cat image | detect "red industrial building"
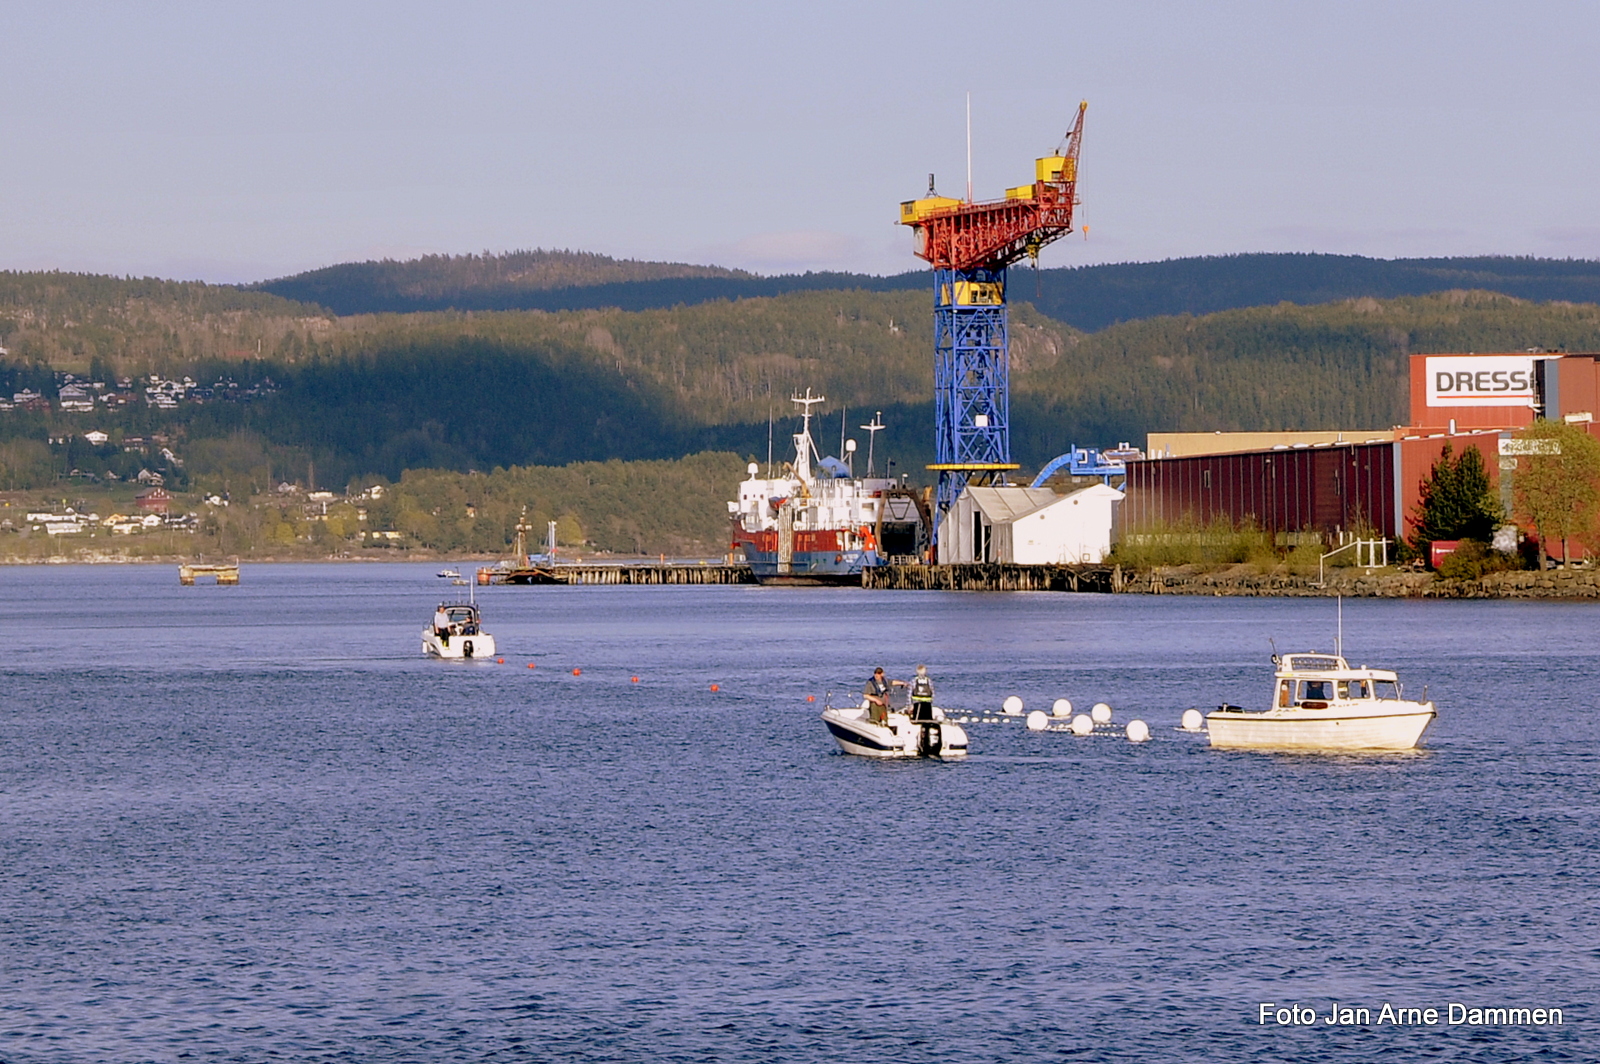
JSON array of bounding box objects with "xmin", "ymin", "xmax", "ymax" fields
[{"xmin": 1121, "ymin": 352, "xmax": 1600, "ymax": 548}]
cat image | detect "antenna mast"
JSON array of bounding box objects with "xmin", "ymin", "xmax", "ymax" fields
[{"xmin": 860, "ymin": 412, "xmax": 886, "ymax": 476}]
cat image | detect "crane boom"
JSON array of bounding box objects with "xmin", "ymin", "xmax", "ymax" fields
[{"xmin": 899, "ymin": 100, "xmax": 1087, "ymax": 273}]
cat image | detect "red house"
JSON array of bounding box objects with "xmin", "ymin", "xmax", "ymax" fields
[{"xmin": 134, "ymin": 487, "xmax": 172, "ymax": 514}]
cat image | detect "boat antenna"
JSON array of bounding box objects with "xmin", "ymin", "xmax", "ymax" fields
[
  {"xmin": 1268, "ymin": 635, "xmax": 1279, "ymax": 664},
  {"xmin": 766, "ymin": 405, "xmax": 774, "ymax": 477},
  {"xmin": 839, "ymin": 406, "xmax": 847, "ymax": 459},
  {"xmin": 1335, "ymin": 595, "xmax": 1343, "ymax": 658}
]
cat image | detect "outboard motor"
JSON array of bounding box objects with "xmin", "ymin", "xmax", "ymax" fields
[
  {"xmin": 463, "ymin": 640, "xmax": 474, "ymax": 659},
  {"xmin": 917, "ymin": 722, "xmax": 943, "ymax": 757}
]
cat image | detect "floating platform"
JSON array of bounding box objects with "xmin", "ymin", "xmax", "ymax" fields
[{"xmin": 179, "ymin": 562, "xmax": 240, "ymax": 586}]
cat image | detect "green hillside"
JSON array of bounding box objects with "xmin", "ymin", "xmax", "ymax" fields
[
  {"xmin": 9, "ymin": 270, "xmax": 1600, "ymax": 555},
  {"xmin": 254, "ymin": 249, "xmax": 764, "ymax": 315},
  {"xmin": 10, "ymin": 278, "xmax": 1600, "ymax": 494}
]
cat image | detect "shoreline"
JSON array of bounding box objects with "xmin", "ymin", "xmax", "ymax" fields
[
  {"xmin": 1132, "ymin": 564, "xmax": 1600, "ymax": 599},
  {"xmin": 5, "ymin": 554, "xmax": 1599, "ymax": 600}
]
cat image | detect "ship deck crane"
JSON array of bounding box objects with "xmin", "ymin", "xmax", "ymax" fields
[{"xmin": 898, "ymin": 101, "xmax": 1087, "ymax": 558}]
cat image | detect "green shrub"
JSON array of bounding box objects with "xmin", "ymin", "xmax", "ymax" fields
[
  {"xmin": 1437, "ymin": 538, "xmax": 1525, "ymax": 580},
  {"xmin": 1112, "ymin": 520, "xmax": 1277, "ymax": 568}
]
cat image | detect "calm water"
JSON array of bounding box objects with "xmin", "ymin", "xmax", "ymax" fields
[{"xmin": 0, "ymin": 563, "xmax": 1595, "ymax": 1063}]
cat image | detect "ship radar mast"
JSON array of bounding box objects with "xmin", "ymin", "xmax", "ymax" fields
[
  {"xmin": 859, "ymin": 412, "xmax": 886, "ymax": 476},
  {"xmin": 790, "ymin": 389, "xmax": 825, "ymax": 485}
]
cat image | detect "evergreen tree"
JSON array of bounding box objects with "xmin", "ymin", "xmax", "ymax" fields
[{"xmin": 1409, "ymin": 444, "xmax": 1500, "ymax": 555}]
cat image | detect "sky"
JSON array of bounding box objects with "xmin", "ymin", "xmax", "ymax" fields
[{"xmin": 3, "ymin": 0, "xmax": 1598, "ymax": 284}]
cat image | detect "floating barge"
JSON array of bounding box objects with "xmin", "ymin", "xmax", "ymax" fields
[{"xmin": 179, "ymin": 562, "xmax": 240, "ymax": 586}]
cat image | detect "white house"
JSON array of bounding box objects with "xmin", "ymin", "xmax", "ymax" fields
[
  {"xmin": 58, "ymin": 384, "xmax": 96, "ymax": 412},
  {"xmin": 83, "ymin": 430, "xmax": 110, "ymax": 445},
  {"xmin": 940, "ymin": 483, "xmax": 1124, "ymax": 565}
]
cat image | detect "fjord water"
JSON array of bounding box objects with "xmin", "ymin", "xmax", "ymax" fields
[{"xmin": 0, "ymin": 564, "xmax": 1594, "ymax": 1063}]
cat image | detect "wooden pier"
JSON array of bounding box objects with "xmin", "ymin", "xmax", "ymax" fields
[
  {"xmin": 179, "ymin": 562, "xmax": 240, "ymax": 585},
  {"xmin": 489, "ymin": 563, "xmax": 757, "ymax": 586},
  {"xmin": 862, "ymin": 563, "xmax": 1116, "ymax": 593}
]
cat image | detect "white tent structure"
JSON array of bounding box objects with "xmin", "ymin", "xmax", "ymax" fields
[{"xmin": 940, "ymin": 483, "xmax": 1124, "ymax": 565}]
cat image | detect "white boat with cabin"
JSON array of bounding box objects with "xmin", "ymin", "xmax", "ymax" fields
[
  {"xmin": 822, "ymin": 688, "xmax": 968, "ymax": 759},
  {"xmin": 1206, "ymin": 652, "xmax": 1435, "ymax": 751},
  {"xmin": 422, "ymin": 601, "xmax": 495, "ymax": 660}
]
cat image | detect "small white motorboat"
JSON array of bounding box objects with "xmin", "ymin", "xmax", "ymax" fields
[
  {"xmin": 437, "ymin": 568, "xmax": 461, "ymax": 579},
  {"xmin": 1205, "ymin": 651, "xmax": 1435, "ymax": 751},
  {"xmin": 422, "ymin": 601, "xmax": 495, "ymax": 660},
  {"xmin": 822, "ymin": 690, "xmax": 968, "ymax": 759}
]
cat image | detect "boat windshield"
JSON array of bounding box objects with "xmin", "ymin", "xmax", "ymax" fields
[
  {"xmin": 1296, "ymin": 680, "xmax": 1335, "ymax": 703},
  {"xmin": 1374, "ymin": 679, "xmax": 1400, "ymax": 700}
]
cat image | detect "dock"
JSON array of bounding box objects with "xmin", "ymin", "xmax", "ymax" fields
[
  {"xmin": 179, "ymin": 562, "xmax": 240, "ymax": 586},
  {"xmin": 547, "ymin": 564, "xmax": 755, "ymax": 586}
]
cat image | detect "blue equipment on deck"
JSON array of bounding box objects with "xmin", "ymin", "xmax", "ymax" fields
[{"xmin": 1030, "ymin": 446, "xmax": 1128, "ymax": 487}]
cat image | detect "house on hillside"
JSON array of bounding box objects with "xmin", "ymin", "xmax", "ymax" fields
[
  {"xmin": 58, "ymin": 384, "xmax": 95, "ymax": 412},
  {"xmin": 135, "ymin": 487, "xmax": 172, "ymax": 513}
]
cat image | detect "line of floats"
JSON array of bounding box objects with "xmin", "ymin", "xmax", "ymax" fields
[{"xmin": 424, "ymin": 577, "xmax": 1438, "ymax": 759}]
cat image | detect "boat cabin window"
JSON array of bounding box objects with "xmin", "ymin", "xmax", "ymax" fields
[
  {"xmin": 1297, "ymin": 680, "xmax": 1334, "ymax": 703},
  {"xmin": 1339, "ymin": 680, "xmax": 1370, "ymax": 700},
  {"xmin": 1374, "ymin": 679, "xmax": 1400, "ymax": 700},
  {"xmin": 1277, "ymin": 680, "xmax": 1292, "ymax": 708}
]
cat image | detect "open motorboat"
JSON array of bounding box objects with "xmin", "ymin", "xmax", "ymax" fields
[
  {"xmin": 437, "ymin": 568, "xmax": 461, "ymax": 579},
  {"xmin": 1205, "ymin": 651, "xmax": 1435, "ymax": 751},
  {"xmin": 822, "ymin": 688, "xmax": 968, "ymax": 759},
  {"xmin": 422, "ymin": 601, "xmax": 495, "ymax": 660}
]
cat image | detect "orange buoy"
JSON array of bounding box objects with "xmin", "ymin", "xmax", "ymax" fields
[
  {"xmin": 572, "ymin": 667, "xmax": 582, "ymax": 676},
  {"xmin": 710, "ymin": 683, "xmax": 720, "ymax": 692},
  {"xmin": 496, "ymin": 657, "xmax": 505, "ymax": 664},
  {"xmin": 527, "ymin": 663, "xmax": 536, "ymax": 669},
  {"xmin": 806, "ymin": 695, "xmax": 816, "ymax": 702},
  {"xmin": 631, "ymin": 676, "xmax": 639, "ymax": 683}
]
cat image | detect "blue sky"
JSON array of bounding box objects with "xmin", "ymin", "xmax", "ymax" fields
[{"xmin": 3, "ymin": 0, "xmax": 1597, "ymax": 283}]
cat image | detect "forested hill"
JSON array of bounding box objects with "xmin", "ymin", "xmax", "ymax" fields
[
  {"xmin": 249, "ymin": 251, "xmax": 1600, "ymax": 329},
  {"xmin": 1030, "ymin": 254, "xmax": 1600, "ymax": 331},
  {"xmin": 10, "ymin": 280, "xmax": 1600, "ymax": 495},
  {"xmin": 252, "ymin": 249, "xmax": 768, "ymax": 315}
]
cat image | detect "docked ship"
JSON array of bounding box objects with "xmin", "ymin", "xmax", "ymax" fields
[{"xmin": 729, "ymin": 391, "xmax": 926, "ymax": 585}]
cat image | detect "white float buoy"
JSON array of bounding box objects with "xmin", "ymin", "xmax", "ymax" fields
[
  {"xmin": 1052, "ymin": 698, "xmax": 1073, "ymax": 718},
  {"xmin": 1091, "ymin": 702, "xmax": 1112, "ymax": 724},
  {"xmin": 1126, "ymin": 719, "xmax": 1151, "ymax": 743},
  {"xmin": 1026, "ymin": 710, "xmax": 1049, "ymax": 731},
  {"xmin": 1070, "ymin": 714, "xmax": 1093, "ymax": 736},
  {"xmin": 1002, "ymin": 695, "xmax": 1024, "ymax": 716},
  {"xmin": 1180, "ymin": 708, "xmax": 1204, "ymax": 732}
]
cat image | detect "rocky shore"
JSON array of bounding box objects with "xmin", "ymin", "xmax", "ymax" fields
[{"xmin": 1133, "ymin": 563, "xmax": 1600, "ymax": 599}]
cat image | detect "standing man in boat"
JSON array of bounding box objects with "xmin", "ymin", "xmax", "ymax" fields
[
  {"xmin": 863, "ymin": 667, "xmax": 902, "ymax": 725},
  {"xmin": 909, "ymin": 664, "xmax": 935, "ymax": 722}
]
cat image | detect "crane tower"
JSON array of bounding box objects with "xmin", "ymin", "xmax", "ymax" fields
[{"xmin": 898, "ymin": 101, "xmax": 1087, "ymax": 558}]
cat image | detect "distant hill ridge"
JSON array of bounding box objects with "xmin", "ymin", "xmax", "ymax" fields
[
  {"xmin": 250, "ymin": 250, "xmax": 1600, "ymax": 330},
  {"xmin": 254, "ymin": 249, "xmax": 755, "ymax": 314}
]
